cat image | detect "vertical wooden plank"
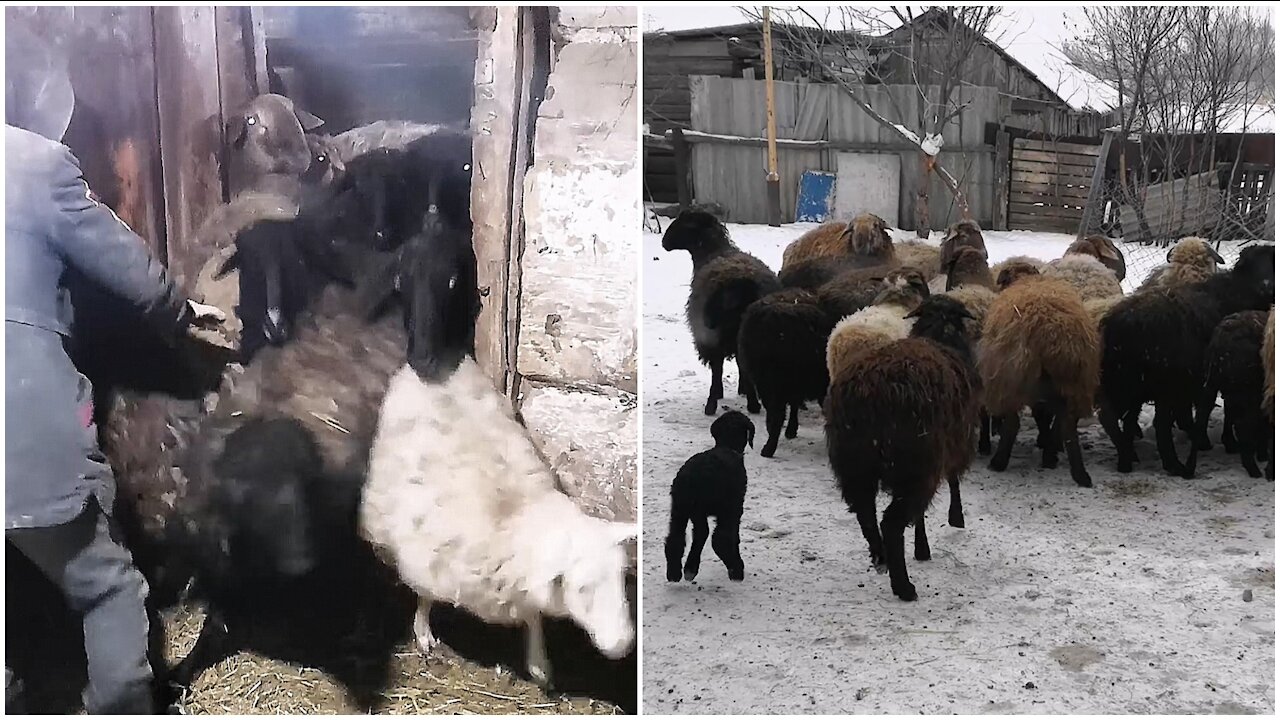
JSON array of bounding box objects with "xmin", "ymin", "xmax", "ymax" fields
[
  {"xmin": 671, "ymin": 127, "xmax": 692, "ymax": 208},
  {"xmin": 1076, "ymin": 130, "xmax": 1114, "ymax": 240},
  {"xmin": 470, "ymin": 7, "xmax": 520, "ymax": 392},
  {"xmin": 993, "ymin": 129, "xmax": 1010, "ymax": 230},
  {"xmin": 214, "ymin": 6, "xmax": 258, "ymax": 199},
  {"xmin": 153, "ymin": 6, "xmax": 226, "ymax": 287}
]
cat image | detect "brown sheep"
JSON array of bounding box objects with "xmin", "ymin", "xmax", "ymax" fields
[
  {"xmin": 825, "ymin": 270, "xmax": 931, "ymax": 385},
  {"xmin": 1044, "ymin": 254, "xmax": 1123, "ymax": 301},
  {"xmin": 945, "ymin": 246, "xmax": 996, "ymax": 291},
  {"xmin": 1065, "ymin": 234, "xmax": 1126, "ymax": 281},
  {"xmin": 780, "ymin": 213, "xmax": 893, "ymax": 273},
  {"xmin": 979, "ymin": 276, "xmax": 1100, "ymax": 487},
  {"xmin": 995, "ymin": 260, "xmax": 1043, "ymax": 291},
  {"xmin": 938, "ymin": 219, "xmax": 987, "ymax": 273},
  {"xmin": 1136, "ymin": 237, "xmax": 1225, "ymax": 291},
  {"xmin": 991, "ymin": 255, "xmax": 1046, "ymax": 288},
  {"xmin": 895, "ymin": 240, "xmax": 941, "ymax": 283},
  {"xmin": 942, "ymin": 246, "xmax": 997, "ymax": 454}
]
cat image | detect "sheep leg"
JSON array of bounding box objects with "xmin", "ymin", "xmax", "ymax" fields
[
  {"xmin": 1231, "ymin": 404, "xmax": 1263, "ymax": 479},
  {"xmin": 1222, "ymin": 416, "xmax": 1239, "ymax": 454},
  {"xmin": 168, "ymin": 610, "xmax": 232, "ymax": 690},
  {"xmin": 710, "ymin": 514, "xmax": 745, "ymax": 581},
  {"xmin": 1153, "ymin": 404, "xmax": 1188, "ymax": 477},
  {"xmin": 977, "ymin": 409, "xmax": 992, "ymax": 456},
  {"xmin": 525, "ymin": 614, "xmax": 552, "ymax": 689},
  {"xmin": 879, "ymin": 497, "xmax": 916, "ymax": 601},
  {"xmin": 1031, "ymin": 402, "xmax": 1052, "ymax": 450},
  {"xmin": 760, "ymin": 398, "xmax": 785, "ymax": 458},
  {"xmin": 664, "ymin": 510, "xmax": 690, "ymax": 582},
  {"xmin": 989, "ymin": 414, "xmax": 1020, "ymax": 472},
  {"xmin": 947, "ymin": 473, "xmax": 964, "ymax": 528},
  {"xmin": 413, "ymin": 595, "xmax": 442, "ymax": 653},
  {"xmin": 704, "ymin": 357, "xmax": 725, "ymax": 416},
  {"xmin": 683, "ymin": 517, "xmax": 710, "ymax": 581},
  {"xmin": 785, "ymin": 402, "xmax": 800, "ymax": 439},
  {"xmin": 1055, "ymin": 403, "xmax": 1093, "ymax": 488},
  {"xmin": 1040, "ymin": 407, "xmax": 1062, "ymax": 470},
  {"xmin": 913, "ymin": 513, "xmax": 931, "ymax": 562},
  {"xmin": 1098, "ymin": 401, "xmax": 1135, "ymax": 472},
  {"xmin": 1182, "ymin": 404, "xmax": 1211, "ymax": 451},
  {"xmin": 744, "ymin": 381, "xmax": 761, "ymax": 414},
  {"xmin": 850, "ymin": 481, "xmax": 885, "ymax": 571}
]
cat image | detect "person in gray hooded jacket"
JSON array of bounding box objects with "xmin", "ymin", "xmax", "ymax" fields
[{"xmin": 5, "ymin": 24, "xmax": 223, "ymax": 714}]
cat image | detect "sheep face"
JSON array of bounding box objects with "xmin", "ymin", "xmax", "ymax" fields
[
  {"xmin": 939, "ymin": 220, "xmax": 987, "ymax": 271},
  {"xmin": 843, "ymin": 213, "xmax": 892, "ymax": 257},
  {"xmin": 1068, "ymin": 235, "xmax": 1126, "ymax": 281},
  {"xmin": 996, "ymin": 261, "xmax": 1041, "ymax": 291},
  {"xmin": 219, "ymin": 220, "xmax": 318, "ymax": 360},
  {"xmin": 710, "ymin": 410, "xmax": 755, "ymax": 451},
  {"xmin": 557, "ymin": 519, "xmax": 636, "ymax": 659},
  {"xmin": 302, "ymin": 134, "xmax": 344, "ymax": 186},
  {"xmin": 1168, "ymin": 236, "xmax": 1224, "ymax": 267},
  {"xmin": 1231, "ymin": 243, "xmax": 1275, "ymax": 302},
  {"xmin": 226, "ymin": 94, "xmax": 323, "ymax": 177},
  {"xmin": 405, "ymin": 130, "xmax": 475, "ymax": 232},
  {"xmin": 662, "ymin": 210, "xmax": 727, "ymax": 252},
  {"xmin": 361, "ymin": 211, "xmax": 479, "ymax": 381}
]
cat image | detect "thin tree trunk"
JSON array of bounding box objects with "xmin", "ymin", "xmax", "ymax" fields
[{"xmin": 915, "ymin": 152, "xmax": 932, "ymax": 238}]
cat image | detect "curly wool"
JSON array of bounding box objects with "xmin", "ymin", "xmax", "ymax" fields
[
  {"xmin": 946, "ymin": 246, "xmax": 995, "ymax": 291},
  {"xmin": 1065, "ymin": 234, "xmax": 1126, "ymax": 281},
  {"xmin": 895, "ymin": 240, "xmax": 941, "ymax": 282},
  {"xmin": 938, "ymin": 219, "xmax": 987, "ymax": 272},
  {"xmin": 1137, "ymin": 237, "xmax": 1222, "ymax": 291},
  {"xmin": 825, "ymin": 279, "xmax": 928, "ymax": 384},
  {"xmin": 978, "ymin": 276, "xmax": 1099, "ymax": 419},
  {"xmin": 991, "ymin": 255, "xmax": 1046, "ymax": 289},
  {"xmin": 1044, "ymin": 254, "xmax": 1123, "ymax": 301},
  {"xmin": 780, "ymin": 213, "xmax": 894, "ymax": 273}
]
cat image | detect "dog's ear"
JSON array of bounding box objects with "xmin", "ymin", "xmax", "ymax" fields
[{"xmin": 293, "ymin": 106, "xmax": 324, "ymax": 131}]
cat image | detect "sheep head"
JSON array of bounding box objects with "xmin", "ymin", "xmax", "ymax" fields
[
  {"xmin": 939, "ymin": 219, "xmax": 987, "ymax": 272},
  {"xmin": 905, "ymin": 294, "xmax": 976, "ymax": 357},
  {"xmin": 710, "ymin": 410, "xmax": 756, "ymax": 451},
  {"xmin": 1067, "ymin": 234, "xmax": 1126, "ymax": 281},
  {"xmin": 226, "ymin": 93, "xmax": 324, "ymax": 178},
  {"xmin": 301, "ymin": 134, "xmax": 344, "ymax": 187},
  {"xmin": 843, "ymin": 213, "xmax": 893, "ymax": 258},
  {"xmin": 539, "ymin": 514, "xmax": 637, "ymax": 660},
  {"xmin": 360, "ymin": 209, "xmax": 479, "ymax": 382},
  {"xmin": 996, "ymin": 261, "xmax": 1041, "ymax": 291},
  {"xmin": 661, "ymin": 209, "xmax": 731, "ymax": 253},
  {"xmin": 1230, "ymin": 243, "xmax": 1275, "ymax": 306},
  {"xmin": 945, "ymin": 245, "xmax": 994, "ymax": 291},
  {"xmin": 1167, "ymin": 236, "xmax": 1225, "ymax": 271}
]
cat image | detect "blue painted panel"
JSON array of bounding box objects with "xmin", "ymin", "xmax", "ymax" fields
[{"xmin": 795, "ymin": 170, "xmax": 836, "ymax": 223}]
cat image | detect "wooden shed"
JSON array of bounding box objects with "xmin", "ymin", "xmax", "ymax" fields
[{"xmin": 6, "ymin": 4, "xmax": 636, "ymax": 524}]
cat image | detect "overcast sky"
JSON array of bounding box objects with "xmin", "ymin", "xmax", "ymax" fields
[{"xmin": 642, "ymin": 5, "xmax": 1118, "ymax": 110}]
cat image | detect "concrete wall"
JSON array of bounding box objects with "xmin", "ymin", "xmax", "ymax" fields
[{"xmin": 515, "ymin": 7, "xmax": 638, "ymax": 523}]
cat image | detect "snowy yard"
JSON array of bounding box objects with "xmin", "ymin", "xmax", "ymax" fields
[{"xmin": 640, "ymin": 220, "xmax": 1275, "ymax": 714}]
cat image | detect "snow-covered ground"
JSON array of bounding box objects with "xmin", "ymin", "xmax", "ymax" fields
[{"xmin": 640, "ymin": 221, "xmax": 1275, "ymax": 714}]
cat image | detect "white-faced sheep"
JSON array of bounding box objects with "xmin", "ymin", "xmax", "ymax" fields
[
  {"xmin": 224, "ymin": 93, "xmax": 325, "ymax": 199},
  {"xmin": 738, "ymin": 288, "xmax": 836, "ymax": 458},
  {"xmin": 1136, "ymin": 236, "xmax": 1225, "ymax": 291},
  {"xmin": 1098, "ymin": 244, "xmax": 1275, "ymax": 477},
  {"xmin": 1043, "ymin": 253, "xmax": 1123, "ymax": 302},
  {"xmin": 359, "ymin": 213, "xmax": 635, "ymax": 688},
  {"xmin": 1065, "ymin": 234, "xmax": 1126, "ymax": 281},
  {"xmin": 665, "ymin": 411, "xmax": 756, "ymax": 583},
  {"xmin": 780, "ymin": 213, "xmax": 894, "ymax": 274},
  {"xmin": 1190, "ymin": 310, "xmax": 1273, "ymax": 479},
  {"xmin": 824, "ymin": 295, "xmax": 979, "ymax": 601},
  {"xmin": 979, "ymin": 275, "xmax": 1100, "ymax": 487},
  {"xmin": 662, "ymin": 210, "xmax": 782, "ymax": 416}
]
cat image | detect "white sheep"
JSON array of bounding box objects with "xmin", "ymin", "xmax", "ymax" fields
[{"xmin": 360, "ymin": 359, "xmax": 636, "ymax": 688}]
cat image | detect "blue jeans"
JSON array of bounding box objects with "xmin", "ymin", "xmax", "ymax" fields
[{"xmin": 7, "ymin": 499, "xmax": 155, "ymax": 714}]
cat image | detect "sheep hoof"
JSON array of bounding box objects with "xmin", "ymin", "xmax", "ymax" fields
[
  {"xmin": 666, "ymin": 567, "xmax": 682, "ymax": 582},
  {"xmin": 872, "ymin": 561, "xmax": 888, "ymax": 575},
  {"xmin": 683, "ymin": 568, "xmax": 698, "ymax": 582},
  {"xmin": 760, "ymin": 444, "xmax": 777, "ymax": 458},
  {"xmin": 1073, "ymin": 472, "xmax": 1093, "ymax": 488},
  {"xmin": 703, "ymin": 400, "xmax": 718, "ymax": 416},
  {"xmin": 1041, "ymin": 454, "xmax": 1059, "ymax": 470},
  {"xmin": 1245, "ymin": 464, "xmax": 1263, "ymax": 479},
  {"xmin": 892, "ymin": 582, "xmax": 918, "ymax": 601},
  {"xmin": 948, "ymin": 511, "xmax": 965, "ymax": 529},
  {"xmin": 1161, "ymin": 461, "xmax": 1187, "ymax": 478},
  {"xmin": 915, "ymin": 547, "xmax": 931, "ymax": 562},
  {"xmin": 977, "ymin": 441, "xmax": 991, "ymax": 456},
  {"xmin": 988, "ymin": 456, "xmax": 1009, "ymax": 472},
  {"xmin": 728, "ymin": 567, "xmax": 745, "ymax": 582},
  {"xmin": 784, "ymin": 427, "xmax": 798, "ymax": 440},
  {"xmin": 747, "ymin": 402, "xmax": 761, "ymax": 414},
  {"xmin": 528, "ymin": 663, "xmax": 552, "ymax": 690}
]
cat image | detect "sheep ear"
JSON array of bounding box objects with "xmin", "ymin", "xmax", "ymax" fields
[
  {"xmin": 293, "ymin": 107, "xmax": 324, "ymax": 131},
  {"xmin": 1097, "ymin": 238, "xmax": 1121, "ymax": 262},
  {"xmin": 1211, "ymin": 246, "xmax": 1226, "ymax": 265},
  {"xmin": 226, "ymin": 116, "xmax": 248, "ymax": 148},
  {"xmin": 747, "ymin": 425, "xmax": 755, "ymax": 448},
  {"xmin": 214, "ymin": 250, "xmax": 240, "ymax": 279},
  {"xmin": 904, "ymin": 305, "xmax": 923, "ymax": 319},
  {"xmin": 1166, "ymin": 246, "xmax": 1176, "ymax": 263}
]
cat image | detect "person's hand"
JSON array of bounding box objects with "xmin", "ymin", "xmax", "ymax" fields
[{"xmin": 186, "ymin": 300, "xmax": 226, "ymax": 328}]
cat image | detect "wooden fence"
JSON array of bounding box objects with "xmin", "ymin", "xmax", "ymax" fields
[{"xmin": 1005, "ymin": 137, "xmax": 1103, "ymax": 234}]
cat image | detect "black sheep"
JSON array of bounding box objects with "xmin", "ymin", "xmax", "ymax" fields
[
  {"xmin": 1098, "ymin": 244, "xmax": 1274, "ymax": 477},
  {"xmin": 737, "ymin": 288, "xmax": 836, "ymax": 458},
  {"xmin": 662, "ymin": 210, "xmax": 782, "ymax": 416},
  {"xmin": 824, "ymin": 295, "xmax": 978, "ymax": 601},
  {"xmin": 665, "ymin": 411, "xmax": 756, "ymax": 583},
  {"xmin": 1191, "ymin": 310, "xmax": 1273, "ymax": 479}
]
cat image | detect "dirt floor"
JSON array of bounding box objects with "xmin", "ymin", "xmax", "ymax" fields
[
  {"xmin": 5, "ymin": 546, "xmax": 636, "ymax": 714},
  {"xmin": 641, "ymin": 221, "xmax": 1275, "ymax": 714}
]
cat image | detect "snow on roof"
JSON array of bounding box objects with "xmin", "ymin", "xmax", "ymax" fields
[{"xmin": 1105, "ymin": 103, "xmax": 1276, "ymax": 135}]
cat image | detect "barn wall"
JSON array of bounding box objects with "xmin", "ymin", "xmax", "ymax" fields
[{"xmin": 515, "ymin": 6, "xmax": 638, "ymax": 523}]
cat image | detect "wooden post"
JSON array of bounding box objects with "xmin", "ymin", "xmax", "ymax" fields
[
  {"xmin": 1076, "ymin": 130, "xmax": 1115, "ymax": 241},
  {"xmin": 993, "ymin": 128, "xmax": 1011, "ymax": 230},
  {"xmin": 671, "ymin": 127, "xmax": 692, "ymax": 209},
  {"xmin": 762, "ymin": 6, "xmax": 781, "ymax": 226}
]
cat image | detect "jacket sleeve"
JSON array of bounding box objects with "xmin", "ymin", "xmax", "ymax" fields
[{"xmin": 46, "ymin": 144, "xmax": 192, "ymax": 337}]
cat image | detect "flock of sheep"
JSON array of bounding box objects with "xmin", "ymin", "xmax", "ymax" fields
[
  {"xmin": 61, "ymin": 92, "xmax": 634, "ymax": 703},
  {"xmin": 661, "ymin": 208, "xmax": 1275, "ymax": 602}
]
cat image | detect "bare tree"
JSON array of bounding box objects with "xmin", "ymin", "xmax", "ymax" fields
[
  {"xmin": 741, "ymin": 5, "xmax": 1005, "ymax": 237},
  {"xmin": 1063, "ymin": 7, "xmax": 1274, "ymax": 243}
]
